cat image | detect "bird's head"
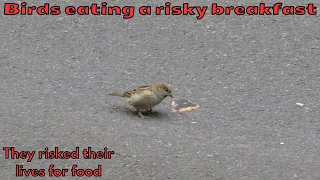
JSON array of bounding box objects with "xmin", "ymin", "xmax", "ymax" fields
[{"xmin": 152, "ymin": 83, "xmax": 173, "ymax": 99}]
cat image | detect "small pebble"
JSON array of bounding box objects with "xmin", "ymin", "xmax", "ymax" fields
[{"xmin": 296, "ymin": 103, "xmax": 304, "ymax": 107}]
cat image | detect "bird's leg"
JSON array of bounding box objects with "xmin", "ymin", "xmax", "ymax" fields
[
  {"xmin": 147, "ymin": 109, "xmax": 158, "ymax": 114},
  {"xmin": 136, "ymin": 110, "xmax": 145, "ymax": 118}
]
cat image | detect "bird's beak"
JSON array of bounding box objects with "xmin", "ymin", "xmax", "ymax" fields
[{"xmin": 169, "ymin": 93, "xmax": 173, "ymax": 98}]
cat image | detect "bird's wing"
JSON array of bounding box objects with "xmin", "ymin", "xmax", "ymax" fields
[
  {"xmin": 125, "ymin": 85, "xmax": 152, "ymax": 96},
  {"xmin": 136, "ymin": 85, "xmax": 150, "ymax": 89}
]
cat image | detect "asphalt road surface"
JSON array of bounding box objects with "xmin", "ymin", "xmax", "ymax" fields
[{"xmin": 1, "ymin": 0, "xmax": 319, "ymax": 179}]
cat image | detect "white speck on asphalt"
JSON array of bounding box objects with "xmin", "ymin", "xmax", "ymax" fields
[{"xmin": 296, "ymin": 103, "xmax": 304, "ymax": 107}]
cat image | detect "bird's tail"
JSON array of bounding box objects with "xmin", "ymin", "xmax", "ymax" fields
[{"xmin": 109, "ymin": 92, "xmax": 125, "ymax": 97}]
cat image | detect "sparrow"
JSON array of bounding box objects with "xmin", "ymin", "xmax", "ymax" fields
[{"xmin": 110, "ymin": 83, "xmax": 173, "ymax": 118}]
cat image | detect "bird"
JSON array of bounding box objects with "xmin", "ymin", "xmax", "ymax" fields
[{"xmin": 110, "ymin": 83, "xmax": 173, "ymax": 118}]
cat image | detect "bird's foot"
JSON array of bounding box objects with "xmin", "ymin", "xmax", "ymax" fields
[
  {"xmin": 147, "ymin": 109, "xmax": 158, "ymax": 114},
  {"xmin": 137, "ymin": 111, "xmax": 145, "ymax": 118}
]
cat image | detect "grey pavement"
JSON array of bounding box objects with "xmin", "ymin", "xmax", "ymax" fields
[{"xmin": 1, "ymin": 0, "xmax": 320, "ymax": 179}]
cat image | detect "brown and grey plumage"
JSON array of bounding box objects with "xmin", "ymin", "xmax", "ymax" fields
[{"xmin": 110, "ymin": 83, "xmax": 173, "ymax": 118}]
